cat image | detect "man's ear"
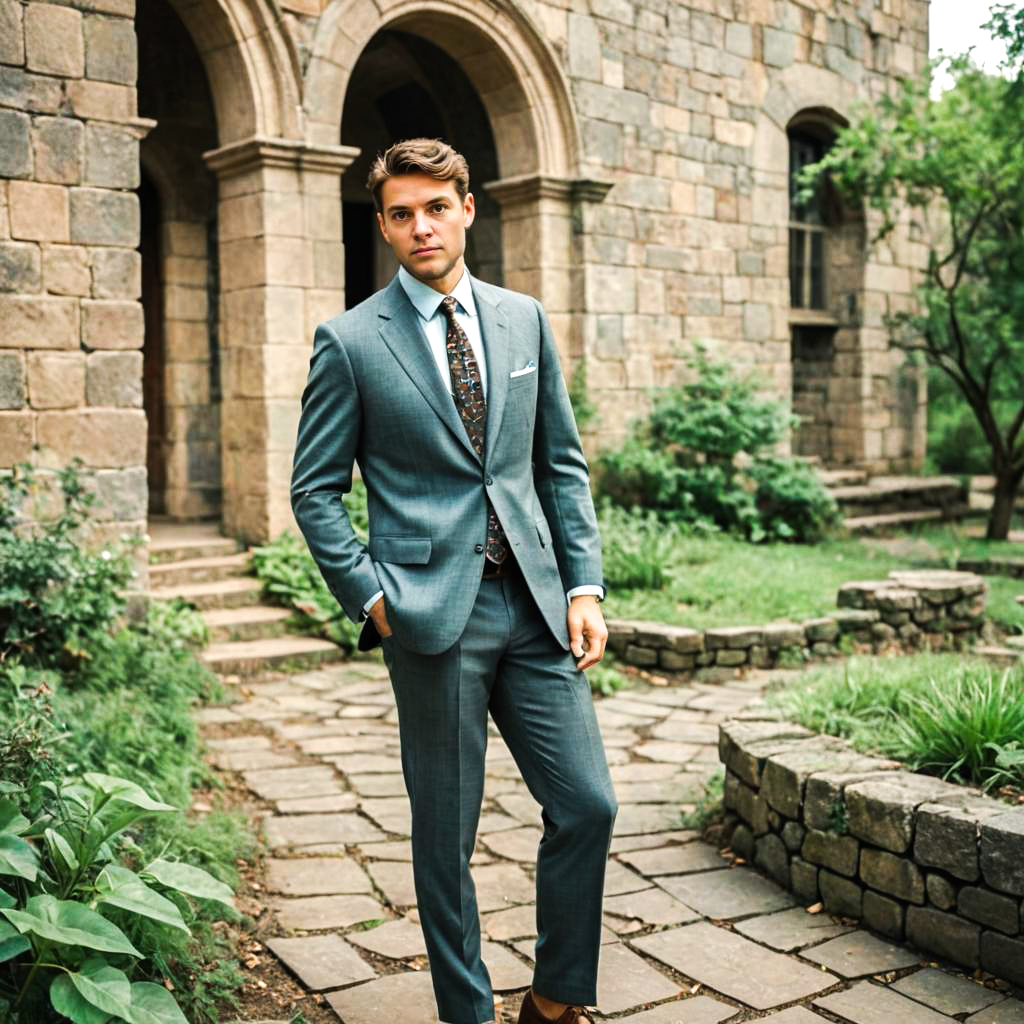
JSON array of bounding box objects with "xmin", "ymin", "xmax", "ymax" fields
[{"xmin": 462, "ymin": 192, "xmax": 476, "ymax": 230}]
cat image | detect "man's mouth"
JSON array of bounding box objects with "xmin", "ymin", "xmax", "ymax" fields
[{"xmin": 413, "ymin": 247, "xmax": 440, "ymax": 256}]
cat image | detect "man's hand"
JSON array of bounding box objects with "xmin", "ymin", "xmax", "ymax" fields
[
  {"xmin": 369, "ymin": 596, "xmax": 393, "ymax": 639},
  {"xmin": 568, "ymin": 595, "xmax": 607, "ymax": 671}
]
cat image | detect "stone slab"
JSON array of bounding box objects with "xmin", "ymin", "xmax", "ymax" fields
[
  {"xmin": 326, "ymin": 971, "xmax": 440, "ymax": 1024},
  {"xmin": 481, "ymin": 940, "xmax": 532, "ymax": 991},
  {"xmin": 267, "ymin": 933, "xmax": 376, "ymax": 991},
  {"xmin": 634, "ymin": 922, "xmax": 835, "ymax": 1010},
  {"xmin": 597, "ymin": 942, "xmax": 681, "ymax": 1013},
  {"xmin": 347, "ymin": 917, "xmax": 428, "ymax": 959},
  {"xmin": 733, "ymin": 907, "xmax": 855, "ymax": 952},
  {"xmin": 969, "ymin": 1000, "xmax": 1024, "ymax": 1024},
  {"xmin": 275, "ymin": 793, "xmax": 360, "ymax": 813},
  {"xmin": 603, "ymin": 886, "xmax": 701, "ymax": 927},
  {"xmin": 892, "ymin": 968, "xmax": 1005, "ymax": 1016},
  {"xmin": 265, "ymin": 856, "xmax": 373, "ymax": 896},
  {"xmin": 618, "ymin": 843, "xmax": 724, "ymax": 877},
  {"xmin": 272, "ymin": 893, "xmax": 385, "ymax": 931},
  {"xmin": 802, "ymin": 930, "xmax": 921, "ymax": 978},
  {"xmin": 657, "ymin": 867, "xmax": 795, "ymax": 920},
  {"xmin": 263, "ymin": 813, "xmax": 385, "ymax": 849},
  {"xmin": 473, "ymin": 862, "xmax": 535, "ymax": 912},
  {"xmin": 614, "ymin": 803, "xmax": 688, "ymax": 835},
  {"xmin": 481, "ymin": 826, "xmax": 542, "ymax": 862},
  {"xmin": 615, "ymin": 994, "xmax": 737, "ymax": 1023},
  {"xmin": 482, "ymin": 904, "xmax": 538, "ymax": 941},
  {"xmin": 367, "ymin": 859, "xmax": 417, "ymax": 907},
  {"xmin": 815, "ymin": 981, "xmax": 954, "ymax": 1024}
]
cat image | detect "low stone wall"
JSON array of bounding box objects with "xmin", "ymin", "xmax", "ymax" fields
[
  {"xmin": 718, "ymin": 714, "xmax": 1024, "ymax": 987},
  {"xmin": 607, "ymin": 570, "xmax": 988, "ymax": 680},
  {"xmin": 959, "ymin": 557, "xmax": 1024, "ymax": 580}
]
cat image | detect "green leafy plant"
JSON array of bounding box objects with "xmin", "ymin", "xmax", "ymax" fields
[
  {"xmin": 680, "ymin": 769, "xmax": 724, "ymax": 831},
  {"xmin": 568, "ymin": 359, "xmax": 599, "ymax": 433},
  {"xmin": 0, "ymin": 773, "xmax": 233, "ymax": 1023},
  {"xmin": 586, "ymin": 658, "xmax": 631, "ymax": 697},
  {"xmin": 597, "ymin": 503, "xmax": 688, "ymax": 590},
  {"xmin": 596, "ymin": 346, "xmax": 838, "ymax": 543}
]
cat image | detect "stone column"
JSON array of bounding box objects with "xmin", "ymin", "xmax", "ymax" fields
[{"xmin": 203, "ymin": 137, "xmax": 359, "ymax": 543}]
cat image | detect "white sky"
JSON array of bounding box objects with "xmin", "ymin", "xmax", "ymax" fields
[{"xmin": 929, "ymin": 0, "xmax": 1010, "ymax": 67}]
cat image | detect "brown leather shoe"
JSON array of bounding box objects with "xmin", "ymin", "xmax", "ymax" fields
[{"xmin": 517, "ymin": 991, "xmax": 593, "ymax": 1024}]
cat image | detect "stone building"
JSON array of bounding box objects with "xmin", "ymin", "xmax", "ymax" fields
[{"xmin": 0, "ymin": 0, "xmax": 929, "ymax": 544}]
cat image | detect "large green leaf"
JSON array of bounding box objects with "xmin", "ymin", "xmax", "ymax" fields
[
  {"xmin": 0, "ymin": 832, "xmax": 38, "ymax": 881},
  {"xmin": 0, "ymin": 920, "xmax": 30, "ymax": 964},
  {"xmin": 0, "ymin": 890, "xmax": 15, "ymax": 909},
  {"xmin": 142, "ymin": 860, "xmax": 234, "ymax": 907},
  {"xmin": 51, "ymin": 959, "xmax": 130, "ymax": 1023},
  {"xmin": 82, "ymin": 774, "xmax": 176, "ymax": 813},
  {"xmin": 0, "ymin": 800, "xmax": 29, "ymax": 836},
  {"xmin": 45, "ymin": 828, "xmax": 79, "ymax": 874},
  {"xmin": 1, "ymin": 895, "xmax": 141, "ymax": 957},
  {"xmin": 96, "ymin": 866, "xmax": 190, "ymax": 935},
  {"xmin": 123, "ymin": 982, "xmax": 188, "ymax": 1024}
]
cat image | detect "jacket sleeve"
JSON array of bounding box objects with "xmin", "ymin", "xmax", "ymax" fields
[
  {"xmin": 291, "ymin": 320, "xmax": 382, "ymax": 623},
  {"xmin": 530, "ymin": 300, "xmax": 605, "ymax": 593}
]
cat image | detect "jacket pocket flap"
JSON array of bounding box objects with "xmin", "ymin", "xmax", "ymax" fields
[
  {"xmin": 535, "ymin": 517, "xmax": 552, "ymax": 548},
  {"xmin": 370, "ymin": 536, "xmax": 432, "ymax": 564}
]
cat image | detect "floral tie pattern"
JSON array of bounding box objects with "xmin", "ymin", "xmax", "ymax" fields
[{"xmin": 440, "ymin": 295, "xmax": 508, "ymax": 565}]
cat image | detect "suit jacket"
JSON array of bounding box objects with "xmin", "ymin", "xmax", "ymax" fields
[{"xmin": 290, "ymin": 272, "xmax": 603, "ymax": 656}]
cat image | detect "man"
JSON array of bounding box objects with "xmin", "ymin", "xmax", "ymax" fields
[{"xmin": 291, "ymin": 138, "xmax": 616, "ymax": 1024}]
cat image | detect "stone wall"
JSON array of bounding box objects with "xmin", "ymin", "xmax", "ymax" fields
[
  {"xmin": 959, "ymin": 557, "xmax": 1024, "ymax": 581},
  {"xmin": 718, "ymin": 714, "xmax": 1024, "ymax": 987},
  {"xmin": 607, "ymin": 570, "xmax": 988, "ymax": 680},
  {"xmin": 0, "ymin": 0, "xmax": 149, "ymax": 544}
]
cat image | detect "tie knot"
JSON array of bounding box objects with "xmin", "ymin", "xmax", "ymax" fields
[{"xmin": 440, "ymin": 295, "xmax": 458, "ymax": 320}]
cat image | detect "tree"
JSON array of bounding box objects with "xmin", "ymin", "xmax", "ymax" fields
[{"xmin": 804, "ymin": 3, "xmax": 1024, "ymax": 539}]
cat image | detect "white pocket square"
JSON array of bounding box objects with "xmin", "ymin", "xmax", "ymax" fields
[{"xmin": 509, "ymin": 361, "xmax": 537, "ymax": 378}]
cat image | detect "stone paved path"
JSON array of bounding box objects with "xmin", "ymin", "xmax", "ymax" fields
[{"xmin": 199, "ymin": 661, "xmax": 1024, "ymax": 1023}]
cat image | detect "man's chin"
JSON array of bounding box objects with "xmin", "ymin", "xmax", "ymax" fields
[{"xmin": 403, "ymin": 256, "xmax": 458, "ymax": 284}]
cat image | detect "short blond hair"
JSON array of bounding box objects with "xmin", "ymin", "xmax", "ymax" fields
[{"xmin": 366, "ymin": 138, "xmax": 470, "ymax": 213}]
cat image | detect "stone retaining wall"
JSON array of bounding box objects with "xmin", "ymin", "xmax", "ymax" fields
[
  {"xmin": 959, "ymin": 558, "xmax": 1024, "ymax": 580},
  {"xmin": 718, "ymin": 713, "xmax": 1024, "ymax": 988},
  {"xmin": 607, "ymin": 570, "xmax": 988, "ymax": 680}
]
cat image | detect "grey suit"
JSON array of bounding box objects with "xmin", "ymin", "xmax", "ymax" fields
[{"xmin": 291, "ymin": 273, "xmax": 616, "ymax": 1023}]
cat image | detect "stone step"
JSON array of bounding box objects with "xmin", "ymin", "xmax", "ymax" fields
[
  {"xmin": 201, "ymin": 635, "xmax": 344, "ymax": 675},
  {"xmin": 819, "ymin": 468, "xmax": 869, "ymax": 488},
  {"xmin": 148, "ymin": 521, "xmax": 241, "ymax": 565},
  {"xmin": 151, "ymin": 576, "xmax": 265, "ymax": 610},
  {"xmin": 149, "ymin": 552, "xmax": 252, "ymax": 587},
  {"xmin": 203, "ymin": 605, "xmax": 293, "ymax": 643},
  {"xmin": 830, "ymin": 476, "xmax": 965, "ymax": 516},
  {"xmin": 843, "ymin": 504, "xmax": 974, "ymax": 535}
]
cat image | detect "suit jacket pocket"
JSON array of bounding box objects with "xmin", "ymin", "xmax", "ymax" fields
[{"xmin": 369, "ymin": 535, "xmax": 432, "ymax": 564}]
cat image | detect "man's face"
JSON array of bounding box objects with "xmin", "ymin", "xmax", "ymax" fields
[{"xmin": 377, "ymin": 173, "xmax": 476, "ymax": 294}]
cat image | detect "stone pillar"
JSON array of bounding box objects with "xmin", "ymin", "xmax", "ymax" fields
[{"xmin": 203, "ymin": 137, "xmax": 359, "ymax": 543}]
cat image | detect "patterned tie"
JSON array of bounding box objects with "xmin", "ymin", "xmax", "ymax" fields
[{"xmin": 440, "ymin": 295, "xmax": 508, "ymax": 565}]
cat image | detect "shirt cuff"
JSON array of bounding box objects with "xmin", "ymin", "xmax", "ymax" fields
[
  {"xmin": 567, "ymin": 585, "xmax": 605, "ymax": 602},
  {"xmin": 361, "ymin": 590, "xmax": 384, "ymax": 618}
]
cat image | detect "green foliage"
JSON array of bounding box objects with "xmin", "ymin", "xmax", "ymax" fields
[
  {"xmin": 769, "ymin": 654, "xmax": 1024, "ymax": 792},
  {"xmin": 0, "ymin": 465, "xmax": 138, "ymax": 672},
  {"xmin": 568, "ymin": 359, "xmax": 599, "ymax": 433},
  {"xmin": 596, "ymin": 346, "xmax": 838, "ymax": 543},
  {"xmin": 586, "ymin": 658, "xmax": 632, "ymax": 697},
  {"xmin": 597, "ymin": 504, "xmax": 687, "ymax": 590},
  {"xmin": 680, "ymin": 769, "xmax": 724, "ymax": 831},
  {"xmin": 925, "ymin": 367, "xmax": 993, "ymax": 475},
  {"xmin": 801, "ymin": 40, "xmax": 1024, "ymax": 538}
]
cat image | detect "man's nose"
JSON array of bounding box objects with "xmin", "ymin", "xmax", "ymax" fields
[{"xmin": 412, "ymin": 212, "xmax": 433, "ymax": 237}]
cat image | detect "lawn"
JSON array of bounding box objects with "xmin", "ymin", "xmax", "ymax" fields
[{"xmin": 601, "ymin": 519, "xmax": 1024, "ymax": 634}]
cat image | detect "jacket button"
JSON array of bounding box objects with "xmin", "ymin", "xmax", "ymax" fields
[
  {"xmin": 474, "ymin": 544, "xmax": 484, "ymax": 554},
  {"xmin": 485, "ymin": 476, "xmax": 493, "ymax": 486}
]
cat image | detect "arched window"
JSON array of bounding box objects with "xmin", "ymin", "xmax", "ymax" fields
[{"xmin": 788, "ymin": 120, "xmax": 837, "ymax": 310}]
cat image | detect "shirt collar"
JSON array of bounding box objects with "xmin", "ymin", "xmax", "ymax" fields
[{"xmin": 398, "ymin": 265, "xmax": 478, "ymax": 322}]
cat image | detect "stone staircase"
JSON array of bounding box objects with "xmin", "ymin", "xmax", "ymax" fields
[
  {"xmin": 819, "ymin": 468, "xmax": 974, "ymax": 534},
  {"xmin": 148, "ymin": 521, "xmax": 344, "ymax": 676}
]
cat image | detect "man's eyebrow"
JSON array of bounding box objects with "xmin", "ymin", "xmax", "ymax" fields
[{"xmin": 385, "ymin": 196, "xmax": 451, "ymax": 215}]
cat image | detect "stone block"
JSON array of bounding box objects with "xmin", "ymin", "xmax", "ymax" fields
[
  {"xmin": 83, "ymin": 14, "xmax": 136, "ymax": 84},
  {"xmin": 958, "ymin": 886, "xmax": 1019, "ymax": 934},
  {"xmin": 725, "ymin": 21, "xmax": 753, "ymax": 57},
  {"xmin": 624, "ymin": 644, "xmax": 658, "ymax": 667},
  {"xmin": 568, "ymin": 13, "xmax": 601, "ymax": 81},
  {"xmin": 755, "ymin": 832, "xmax": 791, "ymax": 888},
  {"xmin": 82, "ymin": 299, "xmax": 143, "ymax": 349},
  {"xmin": 33, "ymin": 117, "xmax": 83, "ymax": 185},
  {"xmin": 762, "ymin": 623, "xmax": 806, "ymax": 648},
  {"xmin": 9, "ymin": 181, "xmax": 69, "ymax": 243},
  {"xmin": 716, "ymin": 648, "xmax": 748, "ymax": 667},
  {"xmin": 0, "ymin": 294, "xmax": 79, "ymax": 349},
  {"xmin": 0, "ymin": 241, "xmax": 41, "ymax": 293},
  {"xmin": 0, "ymin": 352, "xmax": 25, "ymax": 410},
  {"xmin": 43, "ymin": 245, "xmax": 91, "ymax": 296},
  {"xmin": 90, "ymin": 247, "xmax": 140, "ymax": 298},
  {"xmin": 86, "ymin": 350, "xmax": 141, "ymax": 407},
  {"xmin": 918, "ymin": 798, "xmax": 999, "ymax": 883},
  {"xmin": 705, "ymin": 626, "xmax": 763, "ymax": 649},
  {"xmin": 802, "ymin": 829, "xmax": 859, "ymax": 878},
  {"xmin": 0, "ymin": 411, "xmax": 34, "ymax": 462},
  {"xmin": 980, "ymin": 931, "xmax": 1024, "ymax": 987},
  {"xmin": 0, "ymin": 110, "xmax": 32, "ymax": 179},
  {"xmin": 84, "ymin": 123, "xmax": 138, "ymax": 188},
  {"xmin": 36, "ymin": 408, "xmax": 145, "ymax": 467},
  {"xmin": 70, "ymin": 188, "xmax": 139, "ymax": 247},
  {"xmin": 804, "ymin": 617, "xmax": 839, "ymax": 642},
  {"xmin": 845, "ymin": 774, "xmax": 963, "ymax": 853},
  {"xmin": 0, "ymin": 0, "xmax": 24, "ymax": 66},
  {"xmin": 25, "ymin": 2, "xmax": 84, "ymax": 77},
  {"xmin": 65, "ymin": 79, "xmax": 136, "ymax": 121},
  {"xmin": 718, "ymin": 720, "xmax": 814, "ymax": 788},
  {"xmin": 819, "ymin": 869, "xmax": 862, "ymax": 918},
  {"xmin": 861, "ymin": 848, "xmax": 925, "ymax": 903},
  {"xmin": 926, "ymin": 873, "xmax": 957, "ymax": 911},
  {"xmin": 906, "ymin": 905, "xmax": 980, "ymax": 968},
  {"xmin": 790, "ymin": 857, "xmax": 819, "ymax": 905},
  {"xmin": 802, "ymin": 763, "xmax": 903, "ymax": 832},
  {"xmin": 87, "ymin": 466, "xmax": 147, "ymax": 520},
  {"xmin": 862, "ymin": 890, "xmax": 905, "ymax": 941},
  {"xmin": 762, "ymin": 739, "xmax": 853, "ymax": 819},
  {"xmin": 782, "ymin": 821, "xmax": 805, "ymax": 853},
  {"xmin": 980, "ymin": 810, "xmax": 1024, "ymax": 896},
  {"xmin": 763, "ymin": 28, "xmax": 796, "ymax": 68},
  {"xmin": 27, "ymin": 351, "xmax": 86, "ymax": 409},
  {"xmin": 658, "ymin": 649, "xmax": 695, "ymax": 671},
  {"xmin": 732, "ymin": 822, "xmax": 755, "ymax": 860}
]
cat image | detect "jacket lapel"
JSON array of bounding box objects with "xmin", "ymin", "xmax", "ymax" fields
[
  {"xmin": 474, "ymin": 282, "xmax": 510, "ymax": 469},
  {"xmin": 377, "ymin": 277, "xmax": 479, "ymax": 463}
]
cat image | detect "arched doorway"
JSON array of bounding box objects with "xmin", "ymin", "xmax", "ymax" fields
[
  {"xmin": 340, "ymin": 29, "xmax": 502, "ymax": 306},
  {"xmin": 137, "ymin": 0, "xmax": 221, "ymax": 520}
]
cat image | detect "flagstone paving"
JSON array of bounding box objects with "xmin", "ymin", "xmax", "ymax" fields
[{"xmin": 201, "ymin": 661, "xmax": 1024, "ymax": 1023}]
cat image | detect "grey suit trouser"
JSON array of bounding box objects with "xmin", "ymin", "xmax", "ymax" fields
[{"xmin": 380, "ymin": 567, "xmax": 617, "ymax": 1024}]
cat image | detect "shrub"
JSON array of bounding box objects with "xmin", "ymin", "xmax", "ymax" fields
[
  {"xmin": 597, "ymin": 503, "xmax": 692, "ymax": 590},
  {"xmin": 596, "ymin": 346, "xmax": 839, "ymax": 543}
]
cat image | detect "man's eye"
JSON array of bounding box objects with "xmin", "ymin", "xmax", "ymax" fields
[{"xmin": 431, "ymin": 205, "xmax": 447, "ymax": 214}]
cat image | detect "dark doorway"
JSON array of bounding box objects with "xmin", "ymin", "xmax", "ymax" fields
[{"xmin": 140, "ymin": 172, "xmax": 165, "ymax": 515}]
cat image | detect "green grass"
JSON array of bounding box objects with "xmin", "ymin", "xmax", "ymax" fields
[
  {"xmin": 767, "ymin": 654, "xmax": 1024, "ymax": 792},
  {"xmin": 601, "ymin": 520, "xmax": 1024, "ymax": 634}
]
